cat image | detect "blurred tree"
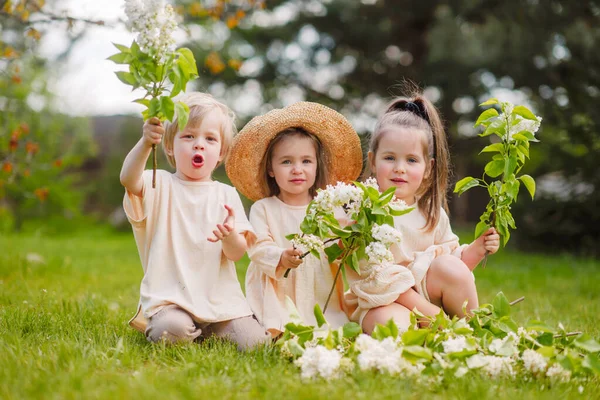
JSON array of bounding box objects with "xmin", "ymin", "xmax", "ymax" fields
[
  {"xmin": 0, "ymin": 0, "xmax": 98, "ymax": 231},
  {"xmin": 179, "ymin": 0, "xmax": 599, "ymax": 255}
]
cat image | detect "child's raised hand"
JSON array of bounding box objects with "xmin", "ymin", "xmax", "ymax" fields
[
  {"xmin": 207, "ymin": 205, "xmax": 237, "ymax": 243},
  {"xmin": 475, "ymin": 227, "xmax": 500, "ymax": 255},
  {"xmin": 279, "ymin": 248, "xmax": 303, "ymax": 270},
  {"xmin": 143, "ymin": 117, "xmax": 164, "ymax": 147}
]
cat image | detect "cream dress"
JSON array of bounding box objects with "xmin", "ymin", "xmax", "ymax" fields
[
  {"xmin": 245, "ymin": 196, "xmax": 348, "ymax": 334},
  {"xmin": 344, "ymin": 206, "xmax": 467, "ymax": 325}
]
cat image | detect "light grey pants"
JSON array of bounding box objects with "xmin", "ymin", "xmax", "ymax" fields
[{"xmin": 145, "ymin": 305, "xmax": 270, "ymax": 351}]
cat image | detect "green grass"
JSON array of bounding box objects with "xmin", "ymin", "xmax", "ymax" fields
[{"xmin": 1, "ymin": 229, "xmax": 599, "ymax": 399}]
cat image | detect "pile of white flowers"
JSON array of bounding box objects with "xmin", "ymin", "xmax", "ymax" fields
[
  {"xmin": 124, "ymin": 0, "xmax": 177, "ymax": 61},
  {"xmin": 279, "ymin": 292, "xmax": 600, "ymax": 384},
  {"xmin": 311, "ymin": 182, "xmax": 363, "ymax": 217},
  {"xmin": 502, "ymin": 103, "xmax": 542, "ymax": 140}
]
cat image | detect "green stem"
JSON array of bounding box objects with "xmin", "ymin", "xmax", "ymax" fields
[{"xmin": 283, "ymin": 237, "xmax": 340, "ymax": 278}]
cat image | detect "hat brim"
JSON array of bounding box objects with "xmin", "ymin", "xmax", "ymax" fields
[{"xmin": 226, "ymin": 102, "xmax": 363, "ymax": 201}]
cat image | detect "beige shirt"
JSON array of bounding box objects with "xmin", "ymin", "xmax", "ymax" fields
[
  {"xmin": 124, "ymin": 170, "xmax": 255, "ymax": 332},
  {"xmin": 345, "ymin": 206, "xmax": 466, "ymax": 324},
  {"xmin": 246, "ymin": 196, "xmax": 348, "ymax": 334}
]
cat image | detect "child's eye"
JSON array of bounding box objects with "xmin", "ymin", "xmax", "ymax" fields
[
  {"xmin": 207, "ymin": 136, "xmax": 218, "ymax": 142},
  {"xmin": 183, "ymin": 134, "xmax": 193, "ymax": 139},
  {"xmin": 384, "ymin": 156, "xmax": 395, "ymax": 161},
  {"xmin": 408, "ymin": 158, "xmax": 418, "ymax": 163},
  {"xmin": 282, "ymin": 160, "xmax": 291, "ymax": 164},
  {"xmin": 303, "ymin": 159, "xmax": 313, "ymax": 164}
]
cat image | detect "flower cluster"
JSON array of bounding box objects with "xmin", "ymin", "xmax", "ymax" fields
[
  {"xmin": 124, "ymin": 0, "xmax": 177, "ymax": 62},
  {"xmin": 290, "ymin": 234, "xmax": 325, "ymax": 254},
  {"xmin": 371, "ymin": 223, "xmax": 403, "ymax": 246},
  {"xmin": 278, "ymin": 292, "xmax": 600, "ymax": 384},
  {"xmin": 311, "ymin": 182, "xmax": 363, "ymax": 217},
  {"xmin": 365, "ymin": 242, "xmax": 394, "ymax": 265},
  {"xmin": 294, "ymin": 345, "xmax": 342, "ymax": 380}
]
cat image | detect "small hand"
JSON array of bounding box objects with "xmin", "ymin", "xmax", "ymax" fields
[
  {"xmin": 207, "ymin": 205, "xmax": 236, "ymax": 243},
  {"xmin": 279, "ymin": 247, "xmax": 303, "ymax": 270},
  {"xmin": 478, "ymin": 227, "xmax": 500, "ymax": 255},
  {"xmin": 143, "ymin": 117, "xmax": 164, "ymax": 147}
]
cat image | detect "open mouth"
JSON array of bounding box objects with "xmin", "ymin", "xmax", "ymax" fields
[{"xmin": 192, "ymin": 154, "xmax": 204, "ymax": 167}]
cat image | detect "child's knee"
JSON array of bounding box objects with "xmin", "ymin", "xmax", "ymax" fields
[
  {"xmin": 145, "ymin": 307, "xmax": 202, "ymax": 344},
  {"xmin": 208, "ymin": 315, "xmax": 271, "ymax": 351},
  {"xmin": 429, "ymin": 255, "xmax": 473, "ymax": 285}
]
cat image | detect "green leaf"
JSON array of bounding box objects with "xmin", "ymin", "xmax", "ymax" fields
[
  {"xmin": 479, "ymin": 98, "xmax": 499, "ymax": 106},
  {"xmin": 175, "ymin": 101, "xmax": 190, "ymax": 130},
  {"xmin": 112, "ymin": 42, "xmax": 130, "ymax": 53},
  {"xmin": 314, "ymin": 304, "xmax": 327, "ymax": 328},
  {"xmin": 350, "ymin": 251, "xmax": 360, "ymax": 274},
  {"xmin": 148, "ymin": 97, "xmax": 160, "ymax": 119},
  {"xmin": 519, "ymin": 175, "xmax": 536, "ymax": 199},
  {"xmin": 512, "ymin": 105, "xmax": 538, "ymax": 121},
  {"xmin": 512, "ymin": 131, "xmax": 539, "ymax": 142},
  {"xmin": 454, "ymin": 176, "xmax": 480, "ymax": 195},
  {"xmin": 160, "ymin": 96, "xmax": 175, "ymax": 122},
  {"xmin": 574, "ymin": 335, "xmax": 600, "ymax": 353},
  {"xmin": 480, "ymin": 119, "xmax": 506, "ymax": 137},
  {"xmin": 526, "ymin": 320, "xmax": 556, "ymax": 333},
  {"xmin": 503, "ymin": 154, "xmax": 518, "ymax": 177},
  {"xmin": 474, "ymin": 108, "xmax": 499, "ymax": 127},
  {"xmin": 384, "ymin": 319, "xmax": 399, "ymax": 339},
  {"xmin": 402, "ymin": 345, "xmax": 433, "ymax": 361},
  {"xmin": 342, "ymin": 322, "xmax": 361, "ymax": 339},
  {"xmin": 115, "ymin": 71, "xmax": 137, "ymax": 86},
  {"xmin": 324, "ymin": 243, "xmax": 344, "ymax": 263},
  {"xmin": 329, "ymin": 224, "xmax": 352, "ymax": 238},
  {"xmin": 372, "ymin": 324, "xmax": 391, "ymax": 340},
  {"xmin": 583, "ymin": 353, "xmax": 600, "ymax": 375},
  {"xmin": 492, "ymin": 292, "xmax": 510, "ymax": 318},
  {"xmin": 107, "ymin": 52, "xmax": 132, "ymax": 64},
  {"xmin": 474, "ymin": 220, "xmax": 489, "ymax": 239},
  {"xmin": 133, "ymin": 98, "xmax": 150, "ymax": 107},
  {"xmin": 177, "ymin": 47, "xmax": 198, "ymax": 75},
  {"xmin": 484, "ymin": 159, "xmax": 505, "ymax": 178},
  {"xmin": 479, "ymin": 142, "xmax": 504, "ymax": 154},
  {"xmin": 287, "ymin": 340, "xmax": 305, "ymax": 357},
  {"xmin": 401, "ymin": 329, "xmax": 429, "ymax": 346}
]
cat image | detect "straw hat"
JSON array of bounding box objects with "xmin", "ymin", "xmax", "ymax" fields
[{"xmin": 226, "ymin": 102, "xmax": 363, "ymax": 201}]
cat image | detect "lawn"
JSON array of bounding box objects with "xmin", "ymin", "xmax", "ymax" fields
[{"xmin": 1, "ymin": 228, "xmax": 599, "ymax": 399}]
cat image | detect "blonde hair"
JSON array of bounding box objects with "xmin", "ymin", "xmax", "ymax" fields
[
  {"xmin": 162, "ymin": 92, "xmax": 237, "ymax": 168},
  {"xmin": 259, "ymin": 127, "xmax": 329, "ymax": 198},
  {"xmin": 367, "ymin": 90, "xmax": 450, "ymax": 232}
]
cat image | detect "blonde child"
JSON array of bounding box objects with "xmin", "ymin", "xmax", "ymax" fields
[
  {"xmin": 345, "ymin": 92, "xmax": 500, "ymax": 334},
  {"xmin": 226, "ymin": 102, "xmax": 363, "ymax": 337},
  {"xmin": 120, "ymin": 92, "xmax": 270, "ymax": 349}
]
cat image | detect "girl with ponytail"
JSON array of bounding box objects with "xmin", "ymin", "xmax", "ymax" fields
[{"xmin": 344, "ymin": 89, "xmax": 500, "ymax": 333}]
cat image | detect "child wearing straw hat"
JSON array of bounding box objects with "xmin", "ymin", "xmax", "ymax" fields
[
  {"xmin": 226, "ymin": 102, "xmax": 363, "ymax": 337},
  {"xmin": 120, "ymin": 92, "xmax": 270, "ymax": 349}
]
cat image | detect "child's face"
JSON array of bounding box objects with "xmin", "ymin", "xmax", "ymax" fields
[
  {"xmin": 369, "ymin": 128, "xmax": 431, "ymax": 206},
  {"xmin": 268, "ymin": 135, "xmax": 318, "ymax": 205},
  {"xmin": 168, "ymin": 109, "xmax": 224, "ymax": 182}
]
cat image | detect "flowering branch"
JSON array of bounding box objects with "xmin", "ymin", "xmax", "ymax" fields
[
  {"xmin": 109, "ymin": 0, "xmax": 198, "ymax": 188},
  {"xmin": 286, "ymin": 179, "xmax": 413, "ymax": 311},
  {"xmin": 454, "ymin": 99, "xmax": 541, "ymax": 255}
]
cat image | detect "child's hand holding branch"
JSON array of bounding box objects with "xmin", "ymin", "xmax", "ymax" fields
[
  {"xmin": 279, "ymin": 248, "xmax": 303, "ymax": 271},
  {"xmin": 143, "ymin": 117, "xmax": 164, "ymax": 147},
  {"xmin": 461, "ymin": 227, "xmax": 500, "ymax": 270},
  {"xmin": 208, "ymin": 205, "xmax": 247, "ymax": 261}
]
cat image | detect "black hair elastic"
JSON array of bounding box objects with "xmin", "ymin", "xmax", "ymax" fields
[{"xmin": 396, "ymin": 101, "xmax": 430, "ymax": 123}]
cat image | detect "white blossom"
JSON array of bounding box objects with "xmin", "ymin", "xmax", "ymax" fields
[
  {"xmin": 355, "ymin": 335, "xmax": 423, "ymax": 376},
  {"xmin": 521, "ymin": 349, "xmax": 548, "ymax": 374},
  {"xmin": 509, "ymin": 116, "xmax": 542, "ymax": 139},
  {"xmin": 295, "ymin": 345, "xmax": 342, "ymax": 380},
  {"xmin": 365, "ymin": 242, "xmax": 394, "ymax": 265},
  {"xmin": 441, "ymin": 336, "xmax": 470, "ymax": 354},
  {"xmin": 312, "ymin": 182, "xmax": 363, "ymax": 216},
  {"xmin": 363, "ymin": 177, "xmax": 379, "ymax": 191},
  {"xmin": 546, "ymin": 363, "xmax": 571, "ymax": 382},
  {"xmin": 371, "ymin": 224, "xmax": 403, "ymax": 246},
  {"xmin": 124, "ymin": 0, "xmax": 178, "ymax": 61},
  {"xmin": 290, "ymin": 234, "xmax": 324, "ymax": 254},
  {"xmin": 467, "ymin": 354, "xmax": 515, "ymax": 378}
]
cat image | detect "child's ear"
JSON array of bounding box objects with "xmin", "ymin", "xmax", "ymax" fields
[
  {"xmin": 267, "ymin": 168, "xmax": 275, "ymax": 178},
  {"xmin": 164, "ymin": 141, "xmax": 173, "ymax": 157}
]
